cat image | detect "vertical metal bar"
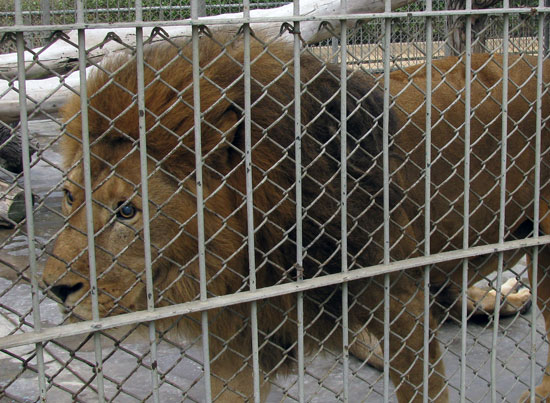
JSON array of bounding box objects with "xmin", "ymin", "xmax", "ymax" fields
[
  {"xmin": 135, "ymin": 24, "xmax": 161, "ymax": 403},
  {"xmin": 191, "ymin": 23, "xmax": 212, "ymax": 403},
  {"xmin": 77, "ymin": 26, "xmax": 106, "ymax": 403},
  {"xmin": 40, "ymin": 0, "xmax": 50, "ymax": 24},
  {"xmin": 332, "ymin": 37, "xmax": 339, "ymax": 64},
  {"xmin": 75, "ymin": 1, "xmax": 106, "ymax": 399},
  {"xmin": 135, "ymin": 0, "xmax": 142, "ymax": 22},
  {"xmin": 491, "ymin": 5, "xmax": 509, "ymax": 401},
  {"xmin": 15, "ymin": 3, "xmax": 47, "ymax": 400},
  {"xmin": 196, "ymin": 0, "xmax": 206, "ymax": 17},
  {"xmin": 339, "ymin": 10, "xmax": 349, "ymax": 403},
  {"xmin": 423, "ymin": 0, "xmax": 433, "ymax": 400},
  {"xmin": 40, "ymin": 0, "xmax": 50, "ymax": 45},
  {"xmin": 460, "ymin": 1, "xmax": 472, "ymax": 401},
  {"xmin": 75, "ymin": 0, "xmax": 84, "ymax": 23},
  {"xmin": 382, "ymin": 0, "xmax": 392, "ymax": 400},
  {"xmin": 190, "ymin": 0, "xmax": 202, "ymax": 19},
  {"xmin": 293, "ymin": 0, "xmax": 305, "ymax": 400},
  {"xmin": 241, "ymin": 6, "xmax": 261, "ymax": 400},
  {"xmin": 530, "ymin": 9, "xmax": 545, "ymax": 402}
]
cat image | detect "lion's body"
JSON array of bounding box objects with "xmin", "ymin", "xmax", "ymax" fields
[
  {"xmin": 43, "ymin": 37, "xmax": 550, "ymax": 402},
  {"xmin": 393, "ymin": 54, "xmax": 550, "ymax": 255},
  {"xmin": 391, "ymin": 55, "xmax": 550, "ymax": 294}
]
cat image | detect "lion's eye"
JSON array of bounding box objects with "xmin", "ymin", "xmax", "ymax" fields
[
  {"xmin": 64, "ymin": 189, "xmax": 74, "ymax": 206},
  {"xmin": 116, "ymin": 202, "xmax": 137, "ymax": 220}
]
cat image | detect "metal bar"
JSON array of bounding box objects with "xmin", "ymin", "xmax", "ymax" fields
[
  {"xmin": 75, "ymin": 0, "xmax": 84, "ymax": 24},
  {"xmin": 340, "ymin": 12, "xmax": 350, "ymax": 403},
  {"xmin": 382, "ymin": 0, "xmax": 392, "ymax": 399},
  {"xmin": 190, "ymin": 0, "xmax": 205, "ymax": 20},
  {"xmin": 3, "ymin": 235, "xmax": 550, "ymax": 351},
  {"xmin": 293, "ymin": 0, "xmax": 305, "ymax": 400},
  {"xmin": 135, "ymin": 25, "xmax": 160, "ymax": 403},
  {"xmin": 241, "ymin": 9, "xmax": 261, "ymax": 401},
  {"xmin": 195, "ymin": 0, "xmax": 206, "ymax": 17},
  {"xmin": 40, "ymin": 0, "xmax": 50, "ymax": 26},
  {"xmin": 491, "ymin": 6, "xmax": 510, "ymax": 400},
  {"xmin": 4, "ymin": 8, "xmax": 550, "ymax": 33},
  {"xmin": 77, "ymin": 25, "xmax": 106, "ymax": 402},
  {"xmin": 15, "ymin": 2, "xmax": 47, "ymax": 399},
  {"xmin": 135, "ymin": 0, "xmax": 143, "ymax": 22},
  {"xmin": 530, "ymin": 10, "xmax": 545, "ymax": 402},
  {"xmin": 423, "ymin": 0, "xmax": 433, "ymax": 399},
  {"xmin": 191, "ymin": 22, "xmax": 212, "ymax": 403},
  {"xmin": 4, "ymin": 3, "xmax": 324, "ymax": 19},
  {"xmin": 460, "ymin": 3, "xmax": 473, "ymax": 400}
]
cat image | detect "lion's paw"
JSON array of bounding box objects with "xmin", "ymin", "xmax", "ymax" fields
[{"xmin": 500, "ymin": 278, "xmax": 532, "ymax": 316}]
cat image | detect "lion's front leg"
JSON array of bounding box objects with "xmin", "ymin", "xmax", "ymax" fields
[
  {"xmin": 354, "ymin": 279, "xmax": 449, "ymax": 403},
  {"xmin": 208, "ymin": 346, "xmax": 271, "ymax": 402},
  {"xmin": 458, "ymin": 278, "xmax": 531, "ymax": 318},
  {"xmin": 387, "ymin": 302, "xmax": 448, "ymax": 402},
  {"xmin": 349, "ymin": 326, "xmax": 384, "ymax": 371},
  {"xmin": 210, "ymin": 360, "xmax": 270, "ymax": 402},
  {"xmin": 198, "ymin": 317, "xmax": 271, "ymax": 403}
]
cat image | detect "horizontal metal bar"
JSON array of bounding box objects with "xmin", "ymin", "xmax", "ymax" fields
[
  {"xmin": 0, "ymin": 0, "xmax": 282, "ymax": 18},
  {"xmin": 1, "ymin": 7, "xmax": 549, "ymax": 34},
  {"xmin": 1, "ymin": 235, "xmax": 548, "ymax": 350}
]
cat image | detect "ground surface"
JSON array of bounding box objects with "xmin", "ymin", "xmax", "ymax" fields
[{"xmin": 0, "ymin": 120, "xmax": 548, "ymax": 402}]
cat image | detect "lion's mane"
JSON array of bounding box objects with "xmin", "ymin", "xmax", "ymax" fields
[{"xmin": 60, "ymin": 34, "xmax": 403, "ymax": 375}]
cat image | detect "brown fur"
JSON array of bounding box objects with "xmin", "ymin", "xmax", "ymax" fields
[{"xmin": 42, "ymin": 34, "xmax": 550, "ymax": 402}]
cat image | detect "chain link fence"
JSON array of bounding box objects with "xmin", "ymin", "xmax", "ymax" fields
[
  {"xmin": 1, "ymin": 0, "xmax": 550, "ymax": 402},
  {"xmin": 0, "ymin": 0, "xmax": 546, "ymax": 53}
]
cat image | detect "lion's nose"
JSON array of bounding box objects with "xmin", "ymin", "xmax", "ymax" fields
[{"xmin": 50, "ymin": 282, "xmax": 84, "ymax": 303}]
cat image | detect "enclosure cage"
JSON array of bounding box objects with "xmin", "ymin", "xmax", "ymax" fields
[
  {"xmin": 2, "ymin": 0, "xmax": 550, "ymax": 401},
  {"xmin": 0, "ymin": 0, "xmax": 548, "ymax": 54}
]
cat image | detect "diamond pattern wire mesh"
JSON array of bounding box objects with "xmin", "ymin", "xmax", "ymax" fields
[{"xmin": 1, "ymin": 3, "xmax": 550, "ymax": 402}]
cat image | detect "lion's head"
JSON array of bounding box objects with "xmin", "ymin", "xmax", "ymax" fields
[{"xmin": 43, "ymin": 36, "xmax": 272, "ymax": 324}]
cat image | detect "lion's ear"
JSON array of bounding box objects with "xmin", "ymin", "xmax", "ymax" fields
[
  {"xmin": 203, "ymin": 108, "xmax": 240, "ymax": 153},
  {"xmin": 161, "ymin": 108, "xmax": 241, "ymax": 179}
]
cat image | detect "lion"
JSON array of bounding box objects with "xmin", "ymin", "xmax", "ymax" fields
[{"xmin": 42, "ymin": 33, "xmax": 550, "ymax": 402}]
